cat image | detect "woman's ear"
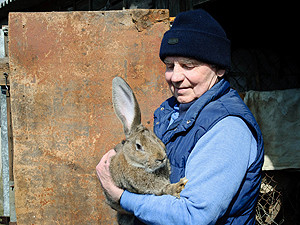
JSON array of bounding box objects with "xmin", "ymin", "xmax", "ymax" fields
[{"xmin": 217, "ymin": 69, "xmax": 226, "ymax": 77}]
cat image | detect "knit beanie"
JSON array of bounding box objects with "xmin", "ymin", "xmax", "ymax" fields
[{"xmin": 159, "ymin": 9, "xmax": 231, "ymax": 69}]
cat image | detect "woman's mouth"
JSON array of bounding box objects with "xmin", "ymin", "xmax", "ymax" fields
[{"xmin": 175, "ymin": 87, "xmax": 190, "ymax": 95}]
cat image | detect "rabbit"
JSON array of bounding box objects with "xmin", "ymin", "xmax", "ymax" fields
[{"xmin": 103, "ymin": 77, "xmax": 188, "ymax": 225}]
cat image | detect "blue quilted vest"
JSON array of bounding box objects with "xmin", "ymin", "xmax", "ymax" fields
[{"xmin": 153, "ymin": 79, "xmax": 264, "ymax": 224}]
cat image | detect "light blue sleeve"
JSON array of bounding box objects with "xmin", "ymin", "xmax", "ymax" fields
[{"xmin": 120, "ymin": 116, "xmax": 257, "ymax": 225}]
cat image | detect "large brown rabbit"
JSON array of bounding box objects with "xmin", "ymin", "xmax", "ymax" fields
[{"xmin": 103, "ymin": 77, "xmax": 188, "ymax": 225}]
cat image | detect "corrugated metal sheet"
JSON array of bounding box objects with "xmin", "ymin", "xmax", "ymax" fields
[{"xmin": 0, "ymin": 0, "xmax": 15, "ymax": 9}]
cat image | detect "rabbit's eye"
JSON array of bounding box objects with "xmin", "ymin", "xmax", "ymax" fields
[{"xmin": 135, "ymin": 143, "xmax": 143, "ymax": 151}]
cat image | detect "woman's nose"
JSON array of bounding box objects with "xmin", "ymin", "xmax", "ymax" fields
[{"xmin": 171, "ymin": 64, "xmax": 185, "ymax": 83}]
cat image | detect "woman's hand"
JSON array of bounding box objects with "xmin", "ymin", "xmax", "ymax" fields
[{"xmin": 96, "ymin": 149, "xmax": 124, "ymax": 202}]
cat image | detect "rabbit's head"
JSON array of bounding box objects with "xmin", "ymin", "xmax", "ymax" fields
[{"xmin": 112, "ymin": 77, "xmax": 167, "ymax": 172}]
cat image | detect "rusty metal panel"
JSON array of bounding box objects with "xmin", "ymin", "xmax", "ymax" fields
[{"xmin": 8, "ymin": 10, "xmax": 170, "ymax": 224}]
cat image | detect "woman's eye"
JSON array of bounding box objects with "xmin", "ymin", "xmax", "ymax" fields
[
  {"xmin": 166, "ymin": 64, "xmax": 174, "ymax": 70},
  {"xmin": 183, "ymin": 64, "xmax": 195, "ymax": 69}
]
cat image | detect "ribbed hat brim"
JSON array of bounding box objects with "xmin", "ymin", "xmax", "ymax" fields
[{"xmin": 160, "ymin": 29, "xmax": 231, "ymax": 69}]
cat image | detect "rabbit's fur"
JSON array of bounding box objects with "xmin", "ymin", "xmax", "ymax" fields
[{"xmin": 104, "ymin": 77, "xmax": 187, "ymax": 225}]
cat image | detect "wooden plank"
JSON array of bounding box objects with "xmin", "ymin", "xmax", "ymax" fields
[{"xmin": 6, "ymin": 89, "xmax": 14, "ymax": 182}]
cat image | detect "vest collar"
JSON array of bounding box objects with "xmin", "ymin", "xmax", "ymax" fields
[{"xmin": 170, "ymin": 79, "xmax": 231, "ymax": 132}]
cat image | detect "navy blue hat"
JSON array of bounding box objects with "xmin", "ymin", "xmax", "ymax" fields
[{"xmin": 159, "ymin": 9, "xmax": 231, "ymax": 69}]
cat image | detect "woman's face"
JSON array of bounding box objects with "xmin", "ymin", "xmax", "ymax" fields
[{"xmin": 164, "ymin": 56, "xmax": 224, "ymax": 103}]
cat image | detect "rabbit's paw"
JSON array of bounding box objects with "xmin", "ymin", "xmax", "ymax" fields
[{"xmin": 173, "ymin": 177, "xmax": 188, "ymax": 198}]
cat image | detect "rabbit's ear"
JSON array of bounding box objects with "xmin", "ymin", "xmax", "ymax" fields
[{"xmin": 112, "ymin": 77, "xmax": 141, "ymax": 137}]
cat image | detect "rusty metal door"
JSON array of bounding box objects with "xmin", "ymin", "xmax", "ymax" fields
[{"xmin": 8, "ymin": 10, "xmax": 170, "ymax": 224}]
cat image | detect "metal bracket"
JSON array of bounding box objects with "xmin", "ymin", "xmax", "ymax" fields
[{"xmin": 2, "ymin": 72, "xmax": 9, "ymax": 96}]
